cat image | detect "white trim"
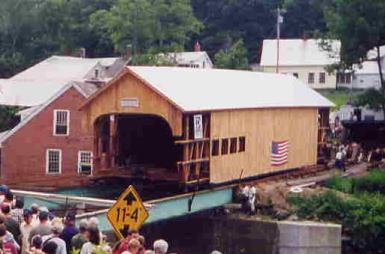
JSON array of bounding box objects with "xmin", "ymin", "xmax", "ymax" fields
[
  {"xmin": 46, "ymin": 149, "xmax": 62, "ymax": 174},
  {"xmin": 53, "ymin": 109, "xmax": 70, "ymax": 136},
  {"xmin": 77, "ymin": 150, "xmax": 93, "ymax": 175}
]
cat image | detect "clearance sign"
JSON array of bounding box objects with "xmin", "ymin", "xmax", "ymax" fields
[{"xmin": 107, "ymin": 185, "xmax": 149, "ymax": 239}]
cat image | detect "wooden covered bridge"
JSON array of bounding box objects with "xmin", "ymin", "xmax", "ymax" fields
[{"xmin": 80, "ymin": 67, "xmax": 333, "ymax": 186}]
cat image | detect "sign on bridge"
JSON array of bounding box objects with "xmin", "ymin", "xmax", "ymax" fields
[{"xmin": 107, "ymin": 185, "xmax": 149, "ymax": 239}]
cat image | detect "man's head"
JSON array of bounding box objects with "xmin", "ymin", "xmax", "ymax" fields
[
  {"xmin": 1, "ymin": 204, "xmax": 10, "ymax": 215},
  {"xmin": 15, "ymin": 199, "xmax": 24, "ymax": 209},
  {"xmin": 64, "ymin": 212, "xmax": 76, "ymax": 226},
  {"xmin": 78, "ymin": 219, "xmax": 88, "ymax": 233},
  {"xmin": 0, "ymin": 185, "xmax": 9, "ymax": 196},
  {"xmin": 51, "ymin": 221, "xmax": 64, "ymax": 236},
  {"xmin": 23, "ymin": 208, "xmax": 33, "ymax": 224},
  {"xmin": 31, "ymin": 204, "xmax": 39, "ymax": 214},
  {"xmin": 127, "ymin": 229, "xmax": 139, "ymax": 239},
  {"xmin": 42, "ymin": 241, "xmax": 58, "ymax": 254},
  {"xmin": 39, "ymin": 211, "xmax": 49, "ymax": 223},
  {"xmin": 153, "ymin": 239, "xmax": 169, "ymax": 254},
  {"xmin": 4, "ymin": 191, "xmax": 13, "ymax": 202},
  {"xmin": 128, "ymin": 238, "xmax": 141, "ymax": 254}
]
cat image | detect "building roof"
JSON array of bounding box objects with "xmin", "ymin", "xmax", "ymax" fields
[
  {"xmin": 83, "ymin": 67, "xmax": 333, "ymax": 112},
  {"xmin": 353, "ymin": 61, "xmax": 381, "ymax": 75},
  {"xmin": 0, "ymin": 55, "xmax": 124, "ymax": 107},
  {"xmin": 164, "ymin": 51, "xmax": 213, "ymax": 67},
  {"xmin": 260, "ymin": 39, "xmax": 340, "ymax": 67},
  {"xmin": 0, "ymin": 81, "xmax": 98, "ymax": 146}
]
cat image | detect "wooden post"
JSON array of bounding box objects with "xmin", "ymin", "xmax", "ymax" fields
[
  {"xmin": 93, "ymin": 121, "xmax": 99, "ymax": 172},
  {"xmin": 181, "ymin": 116, "xmax": 190, "ymax": 183},
  {"xmin": 109, "ymin": 114, "xmax": 117, "ymax": 168}
]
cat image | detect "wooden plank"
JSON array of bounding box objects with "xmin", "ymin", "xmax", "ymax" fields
[
  {"xmin": 174, "ymin": 138, "xmax": 210, "ymax": 144},
  {"xmin": 177, "ymin": 158, "xmax": 209, "ymax": 166}
]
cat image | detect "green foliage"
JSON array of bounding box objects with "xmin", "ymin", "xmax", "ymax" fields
[
  {"xmin": 92, "ymin": 0, "xmax": 202, "ymax": 54},
  {"xmin": 354, "ymin": 169, "xmax": 385, "ymax": 194},
  {"xmin": 355, "ymin": 88, "xmax": 385, "ymax": 111},
  {"xmin": 0, "ymin": 106, "xmax": 20, "ymax": 132},
  {"xmin": 317, "ymin": 88, "xmax": 363, "ymax": 110},
  {"xmin": 214, "ymin": 40, "xmax": 249, "ymax": 70},
  {"xmin": 326, "ymin": 176, "xmax": 354, "ymax": 193}
]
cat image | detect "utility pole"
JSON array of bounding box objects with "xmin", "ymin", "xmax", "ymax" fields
[{"xmin": 276, "ymin": 7, "xmax": 284, "ymax": 73}]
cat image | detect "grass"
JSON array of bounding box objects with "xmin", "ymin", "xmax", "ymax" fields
[{"xmin": 316, "ymin": 88, "xmax": 363, "ymax": 110}]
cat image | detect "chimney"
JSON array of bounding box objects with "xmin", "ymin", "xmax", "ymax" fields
[
  {"xmin": 78, "ymin": 47, "xmax": 86, "ymax": 58},
  {"xmin": 194, "ymin": 41, "xmax": 201, "ymax": 52},
  {"xmin": 123, "ymin": 44, "xmax": 132, "ymax": 61}
]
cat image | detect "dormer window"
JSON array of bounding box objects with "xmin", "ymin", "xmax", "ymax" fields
[{"xmin": 53, "ymin": 110, "xmax": 70, "ymax": 136}]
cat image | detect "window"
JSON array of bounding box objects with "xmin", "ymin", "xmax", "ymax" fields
[
  {"xmin": 293, "ymin": 73, "xmax": 299, "ymax": 78},
  {"xmin": 319, "ymin": 72, "xmax": 326, "ymax": 84},
  {"xmin": 221, "ymin": 138, "xmax": 229, "ymax": 155},
  {"xmin": 211, "ymin": 140, "xmax": 219, "ymax": 156},
  {"xmin": 308, "ymin": 73, "xmax": 315, "ymax": 84},
  {"xmin": 230, "ymin": 138, "xmax": 237, "ymax": 153},
  {"xmin": 46, "ymin": 149, "xmax": 62, "ymax": 174},
  {"xmin": 78, "ymin": 151, "xmax": 93, "ymax": 174},
  {"xmin": 239, "ymin": 137, "xmax": 246, "ymax": 152},
  {"xmin": 54, "ymin": 110, "xmax": 70, "ymax": 136}
]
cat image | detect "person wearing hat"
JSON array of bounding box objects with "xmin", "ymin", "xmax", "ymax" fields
[
  {"xmin": 60, "ymin": 212, "xmax": 79, "ymax": 253},
  {"xmin": 20, "ymin": 209, "xmax": 34, "ymax": 254},
  {"xmin": 42, "ymin": 220, "xmax": 67, "ymax": 254}
]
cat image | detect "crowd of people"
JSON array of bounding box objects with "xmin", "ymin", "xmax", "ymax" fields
[{"xmin": 0, "ymin": 185, "xmax": 177, "ymax": 254}]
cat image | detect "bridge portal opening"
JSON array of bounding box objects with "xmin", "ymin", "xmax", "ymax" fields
[{"xmin": 94, "ymin": 114, "xmax": 180, "ymax": 181}]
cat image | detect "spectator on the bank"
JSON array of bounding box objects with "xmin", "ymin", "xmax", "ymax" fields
[
  {"xmin": 81, "ymin": 226, "xmax": 101, "ymax": 254},
  {"xmin": 20, "ymin": 209, "xmax": 34, "ymax": 254},
  {"xmin": 42, "ymin": 241, "xmax": 58, "ymax": 254},
  {"xmin": 30, "ymin": 204, "xmax": 39, "ymax": 226},
  {"xmin": 11, "ymin": 198, "xmax": 24, "ymax": 224},
  {"xmin": 113, "ymin": 230, "xmax": 140, "ymax": 254},
  {"xmin": 0, "ymin": 224, "xmax": 18, "ymax": 254},
  {"xmin": 247, "ymin": 185, "xmax": 257, "ymax": 215},
  {"xmin": 126, "ymin": 239, "xmax": 141, "ymax": 254},
  {"xmin": 88, "ymin": 217, "xmax": 99, "ymax": 228},
  {"xmin": 153, "ymin": 239, "xmax": 168, "ymax": 254},
  {"xmin": 335, "ymin": 147, "xmax": 346, "ymax": 171},
  {"xmin": 29, "ymin": 211, "xmax": 52, "ymax": 242},
  {"xmin": 60, "ymin": 212, "xmax": 78, "ymax": 253},
  {"xmin": 3, "ymin": 191, "xmax": 14, "ymax": 207},
  {"xmin": 0, "ymin": 185, "xmax": 9, "ymax": 204},
  {"xmin": 42, "ymin": 220, "xmax": 67, "ymax": 254},
  {"xmin": 2, "ymin": 204, "xmax": 21, "ymax": 240},
  {"xmin": 137, "ymin": 236, "xmax": 146, "ymax": 254},
  {"xmin": 30, "ymin": 235, "xmax": 43, "ymax": 254},
  {"xmin": 0, "ymin": 215, "xmax": 20, "ymax": 250},
  {"xmin": 70, "ymin": 219, "xmax": 88, "ymax": 251}
]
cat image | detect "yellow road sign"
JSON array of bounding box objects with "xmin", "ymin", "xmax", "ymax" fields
[{"xmin": 107, "ymin": 185, "xmax": 149, "ymax": 239}]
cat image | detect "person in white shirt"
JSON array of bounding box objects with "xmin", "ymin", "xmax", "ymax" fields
[
  {"xmin": 20, "ymin": 209, "xmax": 34, "ymax": 254},
  {"xmin": 247, "ymin": 185, "xmax": 257, "ymax": 215}
]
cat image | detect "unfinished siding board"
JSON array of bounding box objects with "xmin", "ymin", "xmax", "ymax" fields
[
  {"xmin": 82, "ymin": 73, "xmax": 183, "ymax": 136},
  {"xmin": 209, "ymin": 108, "xmax": 318, "ymax": 183}
]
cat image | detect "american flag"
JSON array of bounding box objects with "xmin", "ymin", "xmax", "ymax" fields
[{"xmin": 271, "ymin": 140, "xmax": 289, "ymax": 166}]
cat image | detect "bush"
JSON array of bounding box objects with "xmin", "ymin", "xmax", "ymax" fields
[
  {"xmin": 353, "ymin": 169, "xmax": 385, "ymax": 194},
  {"xmin": 288, "ymin": 191, "xmax": 385, "ymax": 253},
  {"xmin": 326, "ymin": 176, "xmax": 354, "ymax": 193}
]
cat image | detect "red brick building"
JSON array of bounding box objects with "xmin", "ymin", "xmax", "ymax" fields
[{"xmin": 0, "ymin": 82, "xmax": 98, "ymax": 188}]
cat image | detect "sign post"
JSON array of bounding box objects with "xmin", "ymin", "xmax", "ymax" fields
[{"xmin": 107, "ymin": 185, "xmax": 149, "ymax": 239}]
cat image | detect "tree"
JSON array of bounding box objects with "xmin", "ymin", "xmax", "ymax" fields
[
  {"xmin": 324, "ymin": 0, "xmax": 385, "ymax": 116},
  {"xmin": 214, "ymin": 39, "xmax": 249, "ymax": 70},
  {"xmin": 91, "ymin": 0, "xmax": 202, "ymax": 54}
]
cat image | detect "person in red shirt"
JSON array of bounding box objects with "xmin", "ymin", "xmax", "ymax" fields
[{"xmin": 0, "ymin": 224, "xmax": 18, "ymax": 254}]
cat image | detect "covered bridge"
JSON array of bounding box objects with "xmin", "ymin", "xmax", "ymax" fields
[{"xmin": 80, "ymin": 67, "xmax": 333, "ymax": 185}]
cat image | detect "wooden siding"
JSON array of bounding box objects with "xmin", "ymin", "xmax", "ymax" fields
[
  {"xmin": 81, "ymin": 73, "xmax": 183, "ymax": 136},
  {"xmin": 209, "ymin": 108, "xmax": 318, "ymax": 183}
]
